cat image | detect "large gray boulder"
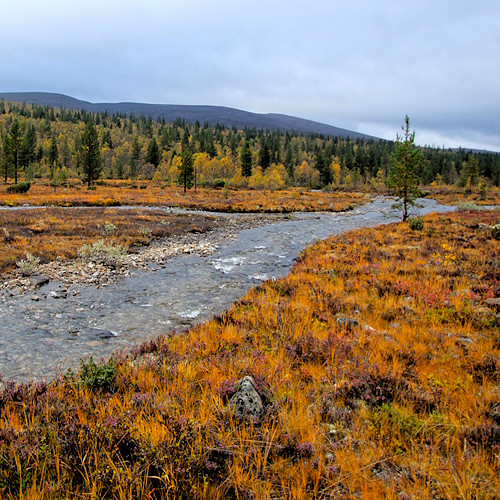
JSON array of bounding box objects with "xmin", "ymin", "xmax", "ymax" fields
[{"xmin": 230, "ymin": 376, "xmax": 265, "ymax": 422}]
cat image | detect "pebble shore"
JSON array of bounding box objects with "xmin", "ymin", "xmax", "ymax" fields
[{"xmin": 1, "ymin": 213, "xmax": 287, "ymax": 295}]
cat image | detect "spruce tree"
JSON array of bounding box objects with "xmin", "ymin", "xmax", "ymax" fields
[
  {"xmin": 241, "ymin": 140, "xmax": 252, "ymax": 177},
  {"xmin": 131, "ymin": 136, "xmax": 141, "ymax": 178},
  {"xmin": 80, "ymin": 120, "xmax": 102, "ymax": 187},
  {"xmin": 180, "ymin": 144, "xmax": 194, "ymax": 193},
  {"xmin": 146, "ymin": 137, "xmax": 161, "ymax": 167},
  {"xmin": 8, "ymin": 119, "xmax": 22, "ymax": 183},
  {"xmin": 259, "ymin": 139, "xmax": 271, "ymax": 170},
  {"xmin": 464, "ymin": 156, "xmax": 480, "ymax": 194},
  {"xmin": 388, "ymin": 116, "xmax": 423, "ymax": 221}
]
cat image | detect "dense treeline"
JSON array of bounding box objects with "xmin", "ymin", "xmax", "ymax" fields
[{"xmin": 0, "ymin": 99, "xmax": 498, "ymax": 190}]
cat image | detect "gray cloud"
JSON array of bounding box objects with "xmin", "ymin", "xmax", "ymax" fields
[{"xmin": 1, "ymin": 0, "xmax": 499, "ymax": 150}]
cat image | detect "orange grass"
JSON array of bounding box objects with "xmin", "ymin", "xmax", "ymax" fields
[
  {"xmin": 0, "ymin": 207, "xmax": 216, "ymax": 275},
  {"xmin": 0, "ymin": 180, "xmax": 368, "ymax": 213},
  {"xmin": 425, "ymin": 185, "xmax": 500, "ymax": 206},
  {"xmin": 0, "ymin": 209, "xmax": 498, "ymax": 498}
]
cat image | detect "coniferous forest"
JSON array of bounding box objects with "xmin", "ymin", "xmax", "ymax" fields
[{"xmin": 1, "ymin": 100, "xmax": 499, "ymax": 191}]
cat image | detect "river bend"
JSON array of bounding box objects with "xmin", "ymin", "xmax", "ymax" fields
[{"xmin": 0, "ymin": 197, "xmax": 454, "ymax": 382}]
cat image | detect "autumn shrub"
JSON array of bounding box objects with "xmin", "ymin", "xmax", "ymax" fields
[
  {"xmin": 77, "ymin": 239, "xmax": 127, "ymax": 265},
  {"xmin": 407, "ymin": 216, "xmax": 424, "ymax": 231},
  {"xmin": 5, "ymin": 181, "xmax": 31, "ymax": 193},
  {"xmin": 65, "ymin": 356, "xmax": 118, "ymax": 392},
  {"xmin": 15, "ymin": 252, "xmax": 40, "ymax": 276}
]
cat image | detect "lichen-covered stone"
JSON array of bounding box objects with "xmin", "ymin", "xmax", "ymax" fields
[{"xmin": 230, "ymin": 376, "xmax": 264, "ymax": 422}]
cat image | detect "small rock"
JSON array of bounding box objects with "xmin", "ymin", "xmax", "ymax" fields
[
  {"xmin": 29, "ymin": 275, "xmax": 50, "ymax": 289},
  {"xmin": 49, "ymin": 290, "xmax": 68, "ymax": 299},
  {"xmin": 336, "ymin": 317, "xmax": 359, "ymax": 330},
  {"xmin": 31, "ymin": 295, "xmax": 40, "ymax": 301},
  {"xmin": 485, "ymin": 297, "xmax": 500, "ymax": 310},
  {"xmin": 400, "ymin": 305, "xmax": 416, "ymax": 316},
  {"xmin": 92, "ymin": 329, "xmax": 117, "ymax": 339},
  {"xmin": 362, "ymin": 323, "xmax": 379, "ymax": 334},
  {"xmin": 230, "ymin": 376, "xmax": 265, "ymax": 422}
]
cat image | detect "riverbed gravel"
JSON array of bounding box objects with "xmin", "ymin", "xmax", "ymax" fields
[{"xmin": 1, "ymin": 213, "xmax": 288, "ymax": 295}]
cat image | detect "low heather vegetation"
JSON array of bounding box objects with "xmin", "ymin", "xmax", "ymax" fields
[
  {"xmin": 0, "ymin": 207, "xmax": 216, "ymax": 275},
  {"xmin": 0, "ymin": 209, "xmax": 498, "ymax": 498}
]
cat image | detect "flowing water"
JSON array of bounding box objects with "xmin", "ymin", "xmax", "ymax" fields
[{"xmin": 0, "ymin": 197, "xmax": 454, "ymax": 382}]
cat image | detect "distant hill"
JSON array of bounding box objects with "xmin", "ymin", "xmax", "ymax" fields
[{"xmin": 0, "ymin": 91, "xmax": 377, "ymax": 140}]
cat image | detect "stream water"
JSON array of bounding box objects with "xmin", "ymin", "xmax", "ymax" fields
[{"xmin": 0, "ymin": 197, "xmax": 455, "ymax": 382}]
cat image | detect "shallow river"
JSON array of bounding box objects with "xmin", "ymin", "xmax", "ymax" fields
[{"xmin": 0, "ymin": 197, "xmax": 454, "ymax": 382}]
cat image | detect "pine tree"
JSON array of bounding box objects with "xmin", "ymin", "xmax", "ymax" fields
[
  {"xmin": 20, "ymin": 124, "xmax": 37, "ymax": 178},
  {"xmin": 80, "ymin": 120, "xmax": 102, "ymax": 187},
  {"xmin": 7, "ymin": 119, "xmax": 23, "ymax": 184},
  {"xmin": 388, "ymin": 116, "xmax": 423, "ymax": 221}
]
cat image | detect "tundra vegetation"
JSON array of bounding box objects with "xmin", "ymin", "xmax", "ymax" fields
[{"xmin": 0, "ymin": 209, "xmax": 498, "ymax": 498}]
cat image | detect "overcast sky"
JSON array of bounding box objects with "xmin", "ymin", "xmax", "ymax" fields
[{"xmin": 1, "ymin": 0, "xmax": 499, "ymax": 150}]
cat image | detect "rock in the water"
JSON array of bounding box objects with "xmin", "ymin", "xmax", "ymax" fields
[
  {"xmin": 29, "ymin": 275, "xmax": 50, "ymax": 289},
  {"xmin": 92, "ymin": 329, "xmax": 117, "ymax": 339},
  {"xmin": 49, "ymin": 289, "xmax": 68, "ymax": 299},
  {"xmin": 230, "ymin": 376, "xmax": 264, "ymax": 422}
]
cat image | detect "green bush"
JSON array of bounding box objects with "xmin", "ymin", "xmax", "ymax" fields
[
  {"xmin": 407, "ymin": 217, "xmax": 424, "ymax": 231},
  {"xmin": 66, "ymin": 356, "xmax": 117, "ymax": 392},
  {"xmin": 6, "ymin": 181, "xmax": 31, "ymax": 193}
]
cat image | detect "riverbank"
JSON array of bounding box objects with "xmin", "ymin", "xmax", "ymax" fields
[
  {"xmin": 1, "ymin": 210, "xmax": 287, "ymax": 294},
  {"xmin": 0, "ymin": 208, "xmax": 498, "ymax": 498}
]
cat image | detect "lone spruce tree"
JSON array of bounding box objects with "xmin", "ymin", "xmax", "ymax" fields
[
  {"xmin": 80, "ymin": 119, "xmax": 102, "ymax": 187},
  {"xmin": 388, "ymin": 115, "xmax": 423, "ymax": 221}
]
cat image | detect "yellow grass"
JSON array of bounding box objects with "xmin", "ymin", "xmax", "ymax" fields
[{"xmin": 0, "ymin": 180, "xmax": 368, "ymax": 213}]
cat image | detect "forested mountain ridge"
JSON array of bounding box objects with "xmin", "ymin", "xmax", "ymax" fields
[
  {"xmin": 0, "ymin": 92, "xmax": 375, "ymax": 140},
  {"xmin": 0, "ymin": 97, "xmax": 498, "ymax": 190}
]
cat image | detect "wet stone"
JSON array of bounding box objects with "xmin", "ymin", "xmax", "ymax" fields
[
  {"xmin": 29, "ymin": 275, "xmax": 50, "ymax": 289},
  {"xmin": 91, "ymin": 328, "xmax": 117, "ymax": 339},
  {"xmin": 230, "ymin": 376, "xmax": 264, "ymax": 422}
]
